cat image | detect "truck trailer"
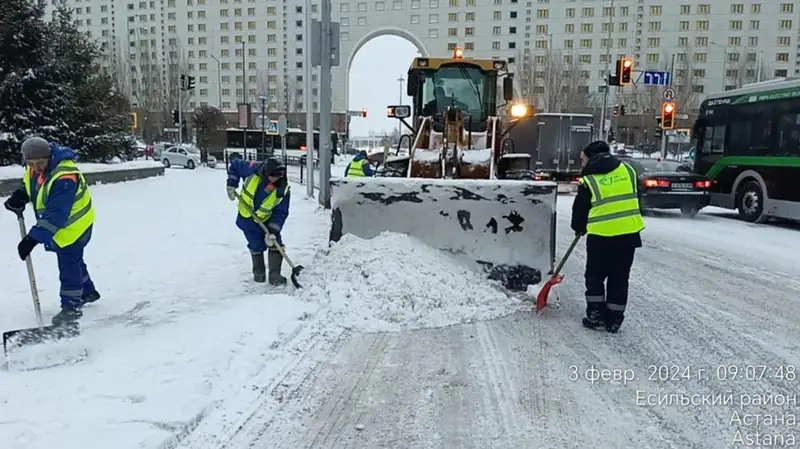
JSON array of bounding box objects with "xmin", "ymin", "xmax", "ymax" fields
[{"xmin": 508, "ymin": 112, "xmax": 594, "ymax": 182}]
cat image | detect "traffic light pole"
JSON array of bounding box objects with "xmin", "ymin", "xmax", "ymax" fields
[
  {"xmin": 599, "ymin": 0, "xmax": 614, "ymax": 142},
  {"xmin": 660, "ymin": 128, "xmax": 667, "ymax": 159},
  {"xmin": 177, "ymin": 73, "xmax": 183, "ymax": 145}
]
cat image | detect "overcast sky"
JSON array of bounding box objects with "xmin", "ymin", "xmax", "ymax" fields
[{"xmin": 348, "ymin": 36, "xmax": 418, "ymax": 137}]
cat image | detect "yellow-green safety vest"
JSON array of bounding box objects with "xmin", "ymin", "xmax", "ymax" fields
[
  {"xmin": 238, "ymin": 174, "xmax": 290, "ymax": 222},
  {"xmin": 346, "ymin": 159, "xmax": 366, "ymax": 177},
  {"xmin": 23, "ymin": 160, "xmax": 95, "ymax": 248},
  {"xmin": 580, "ymin": 163, "xmax": 645, "ymax": 237}
]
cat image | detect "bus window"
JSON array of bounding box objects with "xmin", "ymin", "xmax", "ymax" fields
[
  {"xmin": 701, "ymin": 125, "xmax": 725, "ymax": 155},
  {"xmin": 777, "ymin": 112, "xmax": 800, "ymax": 156}
]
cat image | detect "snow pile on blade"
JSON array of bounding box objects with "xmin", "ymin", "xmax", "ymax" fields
[
  {"xmin": 298, "ymin": 231, "xmax": 522, "ymax": 332},
  {"xmin": 3, "ymin": 338, "xmax": 88, "ymax": 372}
]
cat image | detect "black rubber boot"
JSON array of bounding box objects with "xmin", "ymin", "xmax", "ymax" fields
[
  {"xmin": 267, "ymin": 249, "xmax": 287, "ymax": 286},
  {"xmin": 251, "ymin": 252, "xmax": 266, "ymax": 283},
  {"xmin": 52, "ymin": 307, "xmax": 83, "ymax": 326},
  {"xmin": 582, "ymin": 308, "xmax": 605, "ymax": 330},
  {"xmin": 605, "ymin": 311, "xmax": 624, "ymax": 333},
  {"xmin": 82, "ymin": 291, "xmax": 101, "ymax": 305}
]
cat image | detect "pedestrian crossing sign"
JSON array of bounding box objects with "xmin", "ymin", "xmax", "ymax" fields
[{"xmin": 266, "ymin": 120, "xmax": 279, "ymax": 135}]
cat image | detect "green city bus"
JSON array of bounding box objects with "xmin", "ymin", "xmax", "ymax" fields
[{"xmin": 693, "ymin": 78, "xmax": 800, "ymax": 222}]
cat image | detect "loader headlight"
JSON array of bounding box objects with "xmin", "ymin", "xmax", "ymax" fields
[{"xmin": 510, "ymin": 103, "xmax": 529, "ymax": 118}]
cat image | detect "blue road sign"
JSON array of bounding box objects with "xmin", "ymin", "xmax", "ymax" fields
[{"xmin": 643, "ymin": 71, "xmax": 671, "ymax": 86}]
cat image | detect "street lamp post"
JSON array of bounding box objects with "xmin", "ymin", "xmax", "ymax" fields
[
  {"xmin": 600, "ymin": 0, "xmax": 615, "ymax": 142},
  {"xmin": 260, "ymin": 96, "xmax": 267, "ymax": 155},
  {"xmin": 211, "ymin": 55, "xmax": 222, "ymax": 108},
  {"xmin": 710, "ymin": 41, "xmax": 727, "ymax": 90}
]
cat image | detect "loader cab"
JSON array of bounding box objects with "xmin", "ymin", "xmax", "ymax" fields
[{"xmin": 405, "ymin": 50, "xmax": 514, "ymax": 133}]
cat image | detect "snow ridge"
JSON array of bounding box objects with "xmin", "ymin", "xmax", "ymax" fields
[{"xmin": 297, "ymin": 231, "xmax": 520, "ymax": 332}]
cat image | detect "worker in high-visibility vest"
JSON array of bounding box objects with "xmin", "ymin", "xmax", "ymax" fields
[
  {"xmin": 226, "ymin": 157, "xmax": 291, "ymax": 285},
  {"xmin": 3, "ymin": 137, "xmax": 99, "ymax": 325},
  {"xmin": 571, "ymin": 140, "xmax": 644, "ymax": 333},
  {"xmin": 344, "ymin": 150, "xmax": 375, "ymax": 177}
]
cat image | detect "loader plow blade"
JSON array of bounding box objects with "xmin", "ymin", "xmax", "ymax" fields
[{"xmin": 329, "ymin": 177, "xmax": 557, "ymax": 291}]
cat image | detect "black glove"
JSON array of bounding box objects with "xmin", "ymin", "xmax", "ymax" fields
[
  {"xmin": 4, "ymin": 189, "xmax": 29, "ymax": 214},
  {"xmin": 17, "ymin": 236, "xmax": 38, "ymax": 260}
]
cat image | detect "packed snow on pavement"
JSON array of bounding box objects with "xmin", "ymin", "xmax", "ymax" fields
[
  {"xmin": 196, "ymin": 197, "xmax": 800, "ymax": 449},
  {"xmin": 2, "ymin": 167, "xmax": 800, "ymax": 449},
  {"xmin": 0, "ymin": 159, "xmax": 163, "ymax": 180},
  {"xmin": 0, "ymin": 168, "xmax": 330, "ymax": 448}
]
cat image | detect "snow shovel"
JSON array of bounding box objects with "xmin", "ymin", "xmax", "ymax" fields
[
  {"xmin": 231, "ymin": 191, "xmax": 304, "ymax": 288},
  {"xmin": 536, "ymin": 233, "xmax": 583, "ymax": 313},
  {"xmin": 3, "ymin": 212, "xmax": 79, "ymax": 356}
]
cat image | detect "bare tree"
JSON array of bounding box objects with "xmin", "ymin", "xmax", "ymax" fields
[
  {"xmin": 729, "ymin": 51, "xmax": 772, "ymax": 88},
  {"xmin": 123, "ymin": 31, "xmax": 189, "ymax": 141},
  {"xmin": 515, "ymin": 49, "xmax": 588, "ymax": 113},
  {"xmin": 105, "ymin": 38, "xmax": 133, "ymax": 101},
  {"xmin": 275, "ymin": 75, "xmax": 297, "ymax": 114}
]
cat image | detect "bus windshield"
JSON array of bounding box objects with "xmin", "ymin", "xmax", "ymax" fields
[{"xmin": 421, "ymin": 65, "xmax": 492, "ymax": 120}]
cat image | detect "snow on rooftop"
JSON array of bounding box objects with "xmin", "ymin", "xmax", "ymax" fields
[{"xmin": 297, "ymin": 231, "xmax": 521, "ymax": 332}]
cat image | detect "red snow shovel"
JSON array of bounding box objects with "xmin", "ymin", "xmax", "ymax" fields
[
  {"xmin": 231, "ymin": 191, "xmax": 304, "ymax": 288},
  {"xmin": 536, "ymin": 233, "xmax": 583, "ymax": 313},
  {"xmin": 3, "ymin": 212, "xmax": 79, "ymax": 356}
]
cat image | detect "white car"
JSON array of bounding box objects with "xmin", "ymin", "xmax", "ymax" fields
[{"xmin": 161, "ymin": 145, "xmax": 216, "ymax": 169}]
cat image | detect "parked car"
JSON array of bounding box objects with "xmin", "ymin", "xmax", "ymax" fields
[
  {"xmin": 161, "ymin": 145, "xmax": 216, "ymax": 169},
  {"xmin": 624, "ymin": 158, "xmax": 711, "ymax": 217}
]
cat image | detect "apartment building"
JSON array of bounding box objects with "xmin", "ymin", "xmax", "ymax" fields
[{"xmin": 52, "ymin": 0, "xmax": 800, "ymax": 115}]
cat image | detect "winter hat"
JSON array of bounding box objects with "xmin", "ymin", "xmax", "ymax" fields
[
  {"xmin": 21, "ymin": 137, "xmax": 52, "ymax": 161},
  {"xmin": 582, "ymin": 140, "xmax": 610, "ymax": 158}
]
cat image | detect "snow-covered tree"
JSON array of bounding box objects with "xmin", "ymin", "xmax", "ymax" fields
[
  {"xmin": 48, "ymin": 5, "xmax": 134, "ymax": 161},
  {"xmin": 0, "ymin": 1, "xmax": 134, "ymax": 165},
  {"xmin": 0, "ymin": 0, "xmax": 69, "ymax": 164}
]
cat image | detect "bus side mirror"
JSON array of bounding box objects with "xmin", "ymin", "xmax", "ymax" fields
[
  {"xmin": 503, "ymin": 75, "xmax": 514, "ymax": 102},
  {"xmin": 407, "ymin": 71, "xmax": 419, "ymax": 96}
]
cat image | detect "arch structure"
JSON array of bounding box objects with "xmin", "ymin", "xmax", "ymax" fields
[
  {"xmin": 333, "ymin": 19, "xmax": 439, "ymax": 115},
  {"xmin": 331, "ymin": 26, "xmax": 430, "ymax": 117}
]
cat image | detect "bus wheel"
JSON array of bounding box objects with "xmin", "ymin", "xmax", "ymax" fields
[{"xmin": 737, "ymin": 180, "xmax": 765, "ymax": 223}]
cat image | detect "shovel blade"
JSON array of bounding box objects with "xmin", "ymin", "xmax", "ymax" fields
[
  {"xmin": 289, "ymin": 265, "xmax": 304, "ymax": 289},
  {"xmin": 3, "ymin": 323, "xmax": 80, "ymax": 355},
  {"xmin": 536, "ymin": 275, "xmax": 564, "ymax": 313}
]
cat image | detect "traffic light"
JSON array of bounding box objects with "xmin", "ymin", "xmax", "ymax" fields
[
  {"xmin": 616, "ymin": 57, "xmax": 634, "ymax": 85},
  {"xmin": 187, "ymin": 75, "xmax": 195, "ymax": 90},
  {"xmin": 180, "ymin": 74, "xmax": 187, "ymax": 90},
  {"xmin": 661, "ymin": 102, "xmax": 676, "ymax": 129},
  {"xmin": 620, "ymin": 105, "xmax": 626, "ymax": 116},
  {"xmin": 613, "ymin": 104, "xmax": 620, "ymax": 117},
  {"xmin": 130, "ymin": 112, "xmax": 138, "ymax": 130},
  {"xmin": 172, "ymin": 109, "xmax": 179, "ymax": 125},
  {"xmin": 360, "ymin": 108, "xmax": 367, "ymax": 118}
]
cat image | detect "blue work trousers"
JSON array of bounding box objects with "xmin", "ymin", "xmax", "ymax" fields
[
  {"xmin": 56, "ymin": 245, "xmax": 96, "ymax": 309},
  {"xmin": 243, "ymin": 227, "xmax": 283, "ymax": 253}
]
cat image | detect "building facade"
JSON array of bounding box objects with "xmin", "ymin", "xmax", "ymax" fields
[{"xmin": 53, "ymin": 0, "xmax": 800, "ymax": 118}]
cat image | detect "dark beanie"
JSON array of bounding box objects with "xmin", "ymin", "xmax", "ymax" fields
[
  {"xmin": 582, "ymin": 140, "xmax": 610, "ymax": 158},
  {"xmin": 21, "ymin": 137, "xmax": 52, "ymax": 161}
]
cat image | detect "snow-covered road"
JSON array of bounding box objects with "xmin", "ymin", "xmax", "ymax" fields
[
  {"xmin": 217, "ymin": 199, "xmax": 800, "ymax": 449},
  {"xmin": 2, "ymin": 167, "xmax": 798, "ymax": 449}
]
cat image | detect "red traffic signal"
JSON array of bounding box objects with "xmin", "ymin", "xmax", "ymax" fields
[
  {"xmin": 360, "ymin": 108, "xmax": 367, "ymax": 118},
  {"xmin": 661, "ymin": 102, "xmax": 676, "ymax": 129},
  {"xmin": 617, "ymin": 58, "xmax": 634, "ymax": 85}
]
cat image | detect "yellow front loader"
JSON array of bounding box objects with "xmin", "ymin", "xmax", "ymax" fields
[{"xmin": 330, "ymin": 49, "xmax": 558, "ymax": 291}]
